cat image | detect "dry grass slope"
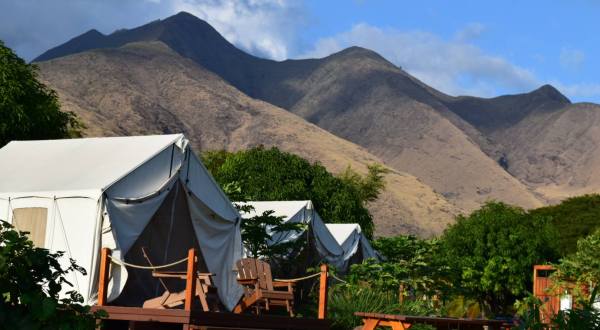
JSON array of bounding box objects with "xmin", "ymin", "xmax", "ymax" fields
[{"xmin": 38, "ymin": 42, "xmax": 459, "ymax": 237}]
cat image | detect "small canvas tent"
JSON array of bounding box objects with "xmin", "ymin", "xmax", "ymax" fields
[
  {"xmin": 325, "ymin": 223, "xmax": 379, "ymax": 270},
  {"xmin": 0, "ymin": 134, "xmax": 243, "ymax": 310},
  {"xmin": 238, "ymin": 201, "xmax": 344, "ymax": 266},
  {"xmin": 239, "ymin": 201, "xmax": 378, "ymax": 271}
]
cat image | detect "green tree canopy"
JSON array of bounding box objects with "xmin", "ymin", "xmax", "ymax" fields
[
  {"xmin": 0, "ymin": 40, "xmax": 81, "ymax": 147},
  {"xmin": 203, "ymin": 147, "xmax": 387, "ymax": 238},
  {"xmin": 440, "ymin": 202, "xmax": 559, "ymax": 316},
  {"xmin": 530, "ymin": 194, "xmax": 600, "ymax": 256}
]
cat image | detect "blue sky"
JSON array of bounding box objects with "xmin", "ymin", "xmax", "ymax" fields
[{"xmin": 1, "ymin": 0, "xmax": 598, "ymax": 102}]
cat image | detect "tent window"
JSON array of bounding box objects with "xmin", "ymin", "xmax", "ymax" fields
[{"xmin": 13, "ymin": 207, "xmax": 48, "ymax": 247}]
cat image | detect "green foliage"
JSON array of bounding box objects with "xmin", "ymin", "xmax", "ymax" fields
[
  {"xmin": 241, "ymin": 209, "xmax": 306, "ymax": 262},
  {"xmin": 514, "ymin": 295, "xmax": 546, "ymax": 330},
  {"xmin": 338, "ymin": 163, "xmax": 389, "ymax": 203},
  {"xmin": 444, "ymin": 296, "xmax": 482, "ymax": 319},
  {"xmin": 552, "ymin": 308, "xmax": 600, "ymax": 329},
  {"xmin": 203, "ymin": 147, "xmax": 387, "ymax": 238},
  {"xmin": 349, "ymin": 236, "xmax": 448, "ymax": 298},
  {"xmin": 515, "ymin": 294, "xmax": 600, "ymax": 329},
  {"xmin": 531, "ymin": 194, "xmax": 600, "ymax": 256},
  {"xmin": 0, "ymin": 221, "xmax": 104, "ymax": 329},
  {"xmin": 552, "ymin": 229, "xmax": 600, "ymax": 305},
  {"xmin": 327, "ymin": 285, "xmax": 435, "ymax": 330},
  {"xmin": 0, "ymin": 40, "xmax": 82, "ymax": 147},
  {"xmin": 440, "ymin": 201, "xmax": 559, "ymax": 315}
]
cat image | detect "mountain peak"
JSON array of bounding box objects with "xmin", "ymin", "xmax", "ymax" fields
[
  {"xmin": 530, "ymin": 84, "xmax": 571, "ymax": 104},
  {"xmin": 82, "ymin": 29, "xmax": 104, "ymax": 37},
  {"xmin": 170, "ymin": 11, "xmax": 198, "ymax": 20}
]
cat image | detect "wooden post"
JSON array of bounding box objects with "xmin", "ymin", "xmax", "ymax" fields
[
  {"xmin": 98, "ymin": 247, "xmax": 111, "ymax": 306},
  {"xmin": 318, "ymin": 263, "xmax": 328, "ymax": 319},
  {"xmin": 184, "ymin": 248, "xmax": 197, "ymax": 311},
  {"xmin": 399, "ymin": 283, "xmax": 405, "ymax": 305}
]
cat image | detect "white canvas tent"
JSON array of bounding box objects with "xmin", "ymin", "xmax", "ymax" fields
[
  {"xmin": 0, "ymin": 134, "xmax": 243, "ymax": 310},
  {"xmin": 239, "ymin": 201, "xmax": 378, "ymax": 271},
  {"xmin": 325, "ymin": 223, "xmax": 380, "ymax": 270}
]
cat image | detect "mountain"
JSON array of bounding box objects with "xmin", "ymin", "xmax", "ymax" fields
[
  {"xmin": 37, "ymin": 41, "xmax": 459, "ymax": 237},
  {"xmin": 441, "ymin": 86, "xmax": 600, "ymax": 202},
  {"xmin": 35, "ymin": 12, "xmax": 544, "ymax": 211},
  {"xmin": 35, "ymin": 12, "xmax": 600, "ymax": 233}
]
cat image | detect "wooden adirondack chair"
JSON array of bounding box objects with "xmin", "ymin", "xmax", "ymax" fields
[
  {"xmin": 140, "ymin": 248, "xmax": 219, "ymax": 311},
  {"xmin": 233, "ymin": 258, "xmax": 296, "ymax": 316}
]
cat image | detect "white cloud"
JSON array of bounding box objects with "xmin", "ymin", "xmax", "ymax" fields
[
  {"xmin": 552, "ymin": 81, "xmax": 600, "ymax": 99},
  {"xmin": 454, "ymin": 22, "xmax": 486, "ymax": 43},
  {"xmin": 171, "ymin": 0, "xmax": 307, "ymax": 60},
  {"xmin": 301, "ymin": 23, "xmax": 539, "ymax": 97},
  {"xmin": 559, "ymin": 48, "xmax": 585, "ymax": 71}
]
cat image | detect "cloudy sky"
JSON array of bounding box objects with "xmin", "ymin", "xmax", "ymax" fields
[{"xmin": 1, "ymin": 0, "xmax": 599, "ymax": 102}]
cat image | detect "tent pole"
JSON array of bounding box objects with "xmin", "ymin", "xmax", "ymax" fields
[
  {"xmin": 318, "ymin": 263, "xmax": 328, "ymax": 319},
  {"xmin": 98, "ymin": 248, "xmax": 111, "ymax": 306},
  {"xmin": 184, "ymin": 248, "xmax": 197, "ymax": 311}
]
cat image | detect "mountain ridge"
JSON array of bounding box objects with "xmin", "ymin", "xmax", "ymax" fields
[{"xmin": 33, "ymin": 12, "xmax": 600, "ymax": 233}]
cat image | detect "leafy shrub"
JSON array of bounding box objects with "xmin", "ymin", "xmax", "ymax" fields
[
  {"xmin": 0, "ymin": 220, "xmax": 104, "ymax": 329},
  {"xmin": 328, "ymin": 285, "xmax": 398, "ymax": 330},
  {"xmin": 327, "ymin": 284, "xmax": 436, "ymax": 330},
  {"xmin": 552, "ymin": 308, "xmax": 600, "ymax": 330}
]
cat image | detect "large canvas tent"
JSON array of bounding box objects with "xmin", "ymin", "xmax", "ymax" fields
[
  {"xmin": 239, "ymin": 201, "xmax": 378, "ymax": 271},
  {"xmin": 0, "ymin": 134, "xmax": 243, "ymax": 310}
]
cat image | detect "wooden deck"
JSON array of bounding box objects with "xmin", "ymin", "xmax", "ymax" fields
[{"xmin": 93, "ymin": 306, "xmax": 330, "ymax": 330}]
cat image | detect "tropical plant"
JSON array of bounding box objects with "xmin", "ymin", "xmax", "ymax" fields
[
  {"xmin": 440, "ymin": 201, "xmax": 559, "ymax": 316},
  {"xmin": 0, "ymin": 40, "xmax": 82, "ymax": 147},
  {"xmin": 328, "ymin": 283, "xmax": 437, "ymax": 330},
  {"xmin": 0, "ymin": 220, "xmax": 104, "ymax": 329},
  {"xmin": 552, "ymin": 307, "xmax": 600, "ymax": 330},
  {"xmin": 514, "ymin": 295, "xmax": 545, "ymax": 330}
]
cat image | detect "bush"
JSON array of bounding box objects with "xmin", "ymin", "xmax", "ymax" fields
[
  {"xmin": 327, "ymin": 285, "xmax": 435, "ymax": 330},
  {"xmin": 0, "ymin": 220, "xmax": 104, "ymax": 329},
  {"xmin": 552, "ymin": 308, "xmax": 600, "ymax": 330}
]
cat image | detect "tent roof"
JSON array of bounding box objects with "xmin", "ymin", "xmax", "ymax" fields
[
  {"xmin": 238, "ymin": 201, "xmax": 312, "ymax": 220},
  {"xmin": 325, "ymin": 224, "xmax": 361, "ymax": 245},
  {"xmin": 0, "ymin": 134, "xmax": 183, "ymax": 193}
]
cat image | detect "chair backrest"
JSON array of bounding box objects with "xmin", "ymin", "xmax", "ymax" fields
[{"xmin": 236, "ymin": 258, "xmax": 274, "ymax": 291}]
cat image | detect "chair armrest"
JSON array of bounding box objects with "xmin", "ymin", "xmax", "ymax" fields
[
  {"xmin": 237, "ymin": 278, "xmax": 259, "ymax": 286},
  {"xmin": 272, "ymin": 281, "xmax": 296, "ymax": 287}
]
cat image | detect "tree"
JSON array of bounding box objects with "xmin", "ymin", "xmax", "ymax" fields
[
  {"xmin": 203, "ymin": 147, "xmax": 387, "ymax": 238},
  {"xmin": 0, "ymin": 221, "xmax": 104, "ymax": 329},
  {"xmin": 440, "ymin": 202, "xmax": 559, "ymax": 316},
  {"xmin": 0, "ymin": 40, "xmax": 81, "ymax": 147},
  {"xmin": 530, "ymin": 194, "xmax": 600, "ymax": 256}
]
